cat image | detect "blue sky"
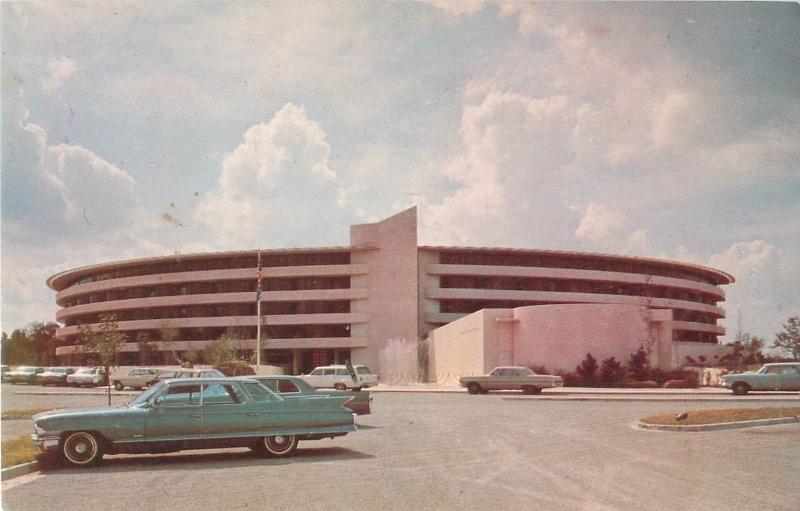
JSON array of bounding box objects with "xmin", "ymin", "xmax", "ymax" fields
[{"xmin": 2, "ymin": 1, "xmax": 798, "ymax": 344}]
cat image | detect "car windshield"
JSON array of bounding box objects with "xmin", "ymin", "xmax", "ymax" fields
[
  {"xmin": 50, "ymin": 368, "xmax": 69, "ymax": 373},
  {"xmin": 76, "ymin": 368, "xmax": 94, "ymax": 374},
  {"xmin": 20, "ymin": 367, "xmax": 36, "ymax": 373},
  {"xmin": 131, "ymin": 382, "xmax": 166, "ymax": 405},
  {"xmin": 356, "ymin": 367, "xmax": 371, "ymax": 374}
]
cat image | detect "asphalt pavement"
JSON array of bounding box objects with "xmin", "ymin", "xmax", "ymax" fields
[{"xmin": 2, "ymin": 390, "xmax": 798, "ymax": 511}]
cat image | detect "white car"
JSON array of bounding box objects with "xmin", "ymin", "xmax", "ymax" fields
[
  {"xmin": 301, "ymin": 365, "xmax": 378, "ymax": 390},
  {"xmin": 67, "ymin": 366, "xmax": 108, "ymax": 387}
]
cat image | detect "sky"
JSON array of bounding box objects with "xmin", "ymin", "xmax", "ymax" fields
[{"xmin": 1, "ymin": 1, "xmax": 798, "ymax": 345}]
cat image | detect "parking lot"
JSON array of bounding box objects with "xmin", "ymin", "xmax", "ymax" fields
[{"xmin": 2, "ymin": 386, "xmax": 799, "ymax": 511}]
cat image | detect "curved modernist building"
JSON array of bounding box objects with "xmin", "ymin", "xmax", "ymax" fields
[{"xmin": 48, "ymin": 208, "xmax": 734, "ymax": 378}]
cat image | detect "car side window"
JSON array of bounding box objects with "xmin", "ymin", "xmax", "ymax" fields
[
  {"xmin": 309, "ymin": 369, "xmax": 323, "ymax": 376},
  {"xmin": 781, "ymin": 367, "xmax": 799, "ymax": 375},
  {"xmin": 277, "ymin": 380, "xmax": 300, "ymax": 393},
  {"xmin": 157, "ymin": 384, "xmax": 202, "ymax": 406},
  {"xmin": 766, "ymin": 366, "xmax": 783, "ymax": 374},
  {"xmin": 323, "ymin": 369, "xmax": 335, "ymax": 376},
  {"xmin": 242, "ymin": 382, "xmax": 278, "ymax": 402},
  {"xmin": 335, "ymin": 369, "xmax": 348, "ymax": 376},
  {"xmin": 201, "ymin": 383, "xmax": 243, "ymax": 405}
]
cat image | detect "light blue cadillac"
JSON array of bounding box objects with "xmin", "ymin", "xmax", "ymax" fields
[{"xmin": 32, "ymin": 377, "xmax": 357, "ymax": 467}]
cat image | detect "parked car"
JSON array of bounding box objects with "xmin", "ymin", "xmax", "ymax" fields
[
  {"xmin": 301, "ymin": 365, "xmax": 378, "ymax": 390},
  {"xmin": 67, "ymin": 367, "xmax": 108, "ymax": 387},
  {"xmin": 112, "ymin": 368, "xmax": 159, "ymax": 390},
  {"xmin": 32, "ymin": 377, "xmax": 357, "ymax": 466},
  {"xmin": 722, "ymin": 363, "xmax": 800, "ymax": 395},
  {"xmin": 250, "ymin": 375, "xmax": 372, "ymax": 415},
  {"xmin": 1, "ymin": 365, "xmax": 10, "ymax": 382},
  {"xmin": 146, "ymin": 368, "xmax": 225, "ymax": 386},
  {"xmin": 7, "ymin": 366, "xmax": 45, "ymax": 385},
  {"xmin": 460, "ymin": 366, "xmax": 564, "ymax": 395},
  {"xmin": 36, "ymin": 367, "xmax": 76, "ymax": 386}
]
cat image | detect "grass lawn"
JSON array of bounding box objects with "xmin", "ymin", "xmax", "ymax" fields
[
  {"xmin": 1, "ymin": 408, "xmax": 52, "ymax": 420},
  {"xmin": 1, "ymin": 436, "xmax": 40, "ymax": 468},
  {"xmin": 642, "ymin": 406, "xmax": 800, "ymax": 426}
]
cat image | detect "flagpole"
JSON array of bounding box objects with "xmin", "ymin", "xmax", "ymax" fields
[{"xmin": 256, "ymin": 251, "xmax": 262, "ymax": 367}]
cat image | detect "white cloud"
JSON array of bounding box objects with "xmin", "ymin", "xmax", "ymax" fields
[
  {"xmin": 42, "ymin": 56, "xmax": 77, "ymax": 93},
  {"xmin": 575, "ymin": 204, "xmax": 626, "ymax": 242},
  {"xmin": 429, "ymin": 1, "xmax": 486, "ymax": 16},
  {"xmin": 709, "ymin": 240, "xmax": 776, "ymax": 281},
  {"xmin": 195, "ymin": 103, "xmax": 342, "ymax": 247}
]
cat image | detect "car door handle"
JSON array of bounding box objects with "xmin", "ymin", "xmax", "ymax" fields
[
  {"xmin": 189, "ymin": 413, "xmax": 201, "ymax": 419},
  {"xmin": 247, "ymin": 412, "xmax": 260, "ymax": 417}
]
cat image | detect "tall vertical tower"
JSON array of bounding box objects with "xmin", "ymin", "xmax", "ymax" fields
[{"xmin": 349, "ymin": 208, "xmax": 419, "ymax": 373}]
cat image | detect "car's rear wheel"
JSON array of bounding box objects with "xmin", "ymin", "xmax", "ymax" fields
[
  {"xmin": 113, "ymin": 381, "xmax": 124, "ymax": 391},
  {"xmin": 732, "ymin": 382, "xmax": 751, "ymax": 395},
  {"xmin": 258, "ymin": 435, "xmax": 298, "ymax": 457},
  {"xmin": 467, "ymin": 382, "xmax": 482, "ymax": 395},
  {"xmin": 334, "ymin": 383, "xmax": 347, "ymax": 391},
  {"xmin": 521, "ymin": 385, "xmax": 541, "ymax": 395},
  {"xmin": 61, "ymin": 431, "xmax": 104, "ymax": 467}
]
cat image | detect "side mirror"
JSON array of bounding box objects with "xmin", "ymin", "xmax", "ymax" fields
[{"xmin": 139, "ymin": 402, "xmax": 152, "ymax": 409}]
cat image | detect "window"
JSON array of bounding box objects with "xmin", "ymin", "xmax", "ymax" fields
[
  {"xmin": 276, "ymin": 380, "xmax": 301, "ymax": 393},
  {"xmin": 157, "ymin": 384, "xmax": 202, "ymax": 406},
  {"xmin": 335, "ymin": 369, "xmax": 348, "ymax": 376},
  {"xmin": 781, "ymin": 366, "xmax": 799, "ymax": 375},
  {"xmin": 323, "ymin": 369, "xmax": 335, "ymax": 376},
  {"xmin": 242, "ymin": 382, "xmax": 277, "ymax": 402},
  {"xmin": 356, "ymin": 367, "xmax": 372, "ymax": 375},
  {"xmin": 766, "ymin": 366, "xmax": 784, "ymax": 374},
  {"xmin": 201, "ymin": 383, "xmax": 242, "ymax": 405},
  {"xmin": 309, "ymin": 369, "xmax": 323, "ymax": 376}
]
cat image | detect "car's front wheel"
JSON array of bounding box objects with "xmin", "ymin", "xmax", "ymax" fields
[
  {"xmin": 467, "ymin": 382, "xmax": 482, "ymax": 395},
  {"xmin": 732, "ymin": 382, "xmax": 751, "ymax": 395},
  {"xmin": 61, "ymin": 431, "xmax": 104, "ymax": 467},
  {"xmin": 333, "ymin": 383, "xmax": 347, "ymax": 391},
  {"xmin": 258, "ymin": 435, "xmax": 298, "ymax": 457},
  {"xmin": 113, "ymin": 381, "xmax": 124, "ymax": 391}
]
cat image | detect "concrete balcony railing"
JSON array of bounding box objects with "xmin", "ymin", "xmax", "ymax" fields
[
  {"xmin": 425, "ymin": 264, "xmax": 725, "ymax": 299},
  {"xmin": 56, "ymin": 264, "xmax": 369, "ymax": 303},
  {"xmin": 56, "ymin": 288, "xmax": 369, "ymax": 322}
]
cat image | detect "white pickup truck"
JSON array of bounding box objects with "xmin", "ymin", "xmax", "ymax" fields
[{"xmin": 460, "ymin": 366, "xmax": 564, "ymax": 395}]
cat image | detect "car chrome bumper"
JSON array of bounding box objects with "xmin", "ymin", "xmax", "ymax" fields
[{"xmin": 31, "ymin": 433, "xmax": 61, "ymax": 452}]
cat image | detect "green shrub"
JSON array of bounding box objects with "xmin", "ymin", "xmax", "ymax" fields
[
  {"xmin": 599, "ymin": 357, "xmax": 625, "ymax": 385},
  {"xmin": 575, "ymin": 353, "xmax": 599, "ymax": 385},
  {"xmin": 627, "ymin": 348, "xmax": 650, "ymax": 380}
]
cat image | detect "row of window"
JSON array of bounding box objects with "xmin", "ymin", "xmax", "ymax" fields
[
  {"xmin": 437, "ymin": 300, "xmax": 720, "ymax": 325},
  {"xmin": 63, "ymin": 324, "xmax": 352, "ymax": 343},
  {"xmin": 61, "ymin": 277, "xmax": 352, "ymax": 307},
  {"xmin": 438, "ymin": 276, "xmax": 719, "ymax": 305},
  {"xmin": 63, "ymin": 301, "xmax": 352, "ymax": 326},
  {"xmin": 438, "ymin": 251, "xmax": 719, "ymax": 285},
  {"xmin": 67, "ymin": 252, "xmax": 352, "ymax": 288}
]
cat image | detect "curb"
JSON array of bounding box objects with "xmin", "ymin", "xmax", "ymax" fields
[
  {"xmin": 637, "ymin": 415, "xmax": 800, "ymax": 432},
  {"xmin": 1, "ymin": 461, "xmax": 38, "ymax": 482},
  {"xmin": 503, "ymin": 396, "xmax": 800, "ymax": 402}
]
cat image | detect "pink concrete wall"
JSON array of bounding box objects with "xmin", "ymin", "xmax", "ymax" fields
[
  {"xmin": 509, "ymin": 304, "xmax": 654, "ymax": 373},
  {"xmin": 428, "ymin": 310, "xmax": 490, "ymax": 384},
  {"xmin": 350, "ymin": 207, "xmax": 419, "ymax": 373}
]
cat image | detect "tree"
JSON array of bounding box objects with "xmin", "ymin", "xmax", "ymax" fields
[
  {"xmin": 737, "ymin": 332, "xmax": 766, "ymax": 364},
  {"xmin": 599, "ymin": 357, "xmax": 624, "ymax": 385},
  {"xmin": 29, "ymin": 322, "xmax": 60, "ymax": 366},
  {"xmin": 575, "ymin": 353, "xmax": 598, "ymax": 385},
  {"xmin": 773, "ymin": 315, "xmax": 800, "ymax": 360},
  {"xmin": 1, "ymin": 329, "xmax": 36, "ymax": 365},
  {"xmin": 203, "ymin": 334, "xmax": 236, "ymax": 366},
  {"xmin": 77, "ymin": 313, "xmax": 128, "ymax": 405},
  {"xmin": 627, "ymin": 348, "xmax": 650, "ymax": 380}
]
